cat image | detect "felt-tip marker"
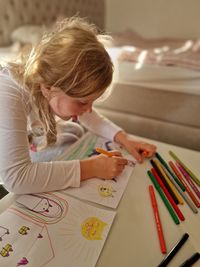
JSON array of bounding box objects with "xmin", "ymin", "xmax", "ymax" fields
[
  {"xmin": 179, "ymin": 252, "xmax": 200, "ymax": 267},
  {"xmin": 157, "ymin": 233, "xmax": 189, "ymax": 267},
  {"xmin": 95, "ymin": 147, "xmax": 136, "ymax": 167}
]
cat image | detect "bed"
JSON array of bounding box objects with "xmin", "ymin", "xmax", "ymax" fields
[
  {"xmin": 0, "ymin": 0, "xmax": 199, "ymax": 151},
  {"xmin": 0, "ymin": 0, "xmax": 104, "ymax": 62},
  {"xmin": 95, "ymin": 32, "xmax": 200, "ymax": 151}
]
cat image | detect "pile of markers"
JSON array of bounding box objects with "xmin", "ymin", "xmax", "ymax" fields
[{"xmin": 147, "ymin": 151, "xmax": 200, "ymax": 266}]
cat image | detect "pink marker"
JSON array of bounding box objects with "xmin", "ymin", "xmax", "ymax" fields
[{"xmin": 176, "ymin": 161, "xmax": 200, "ymax": 200}]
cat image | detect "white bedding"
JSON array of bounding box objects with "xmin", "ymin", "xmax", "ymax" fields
[
  {"xmin": 0, "ymin": 43, "xmax": 20, "ymax": 65},
  {"xmin": 107, "ymin": 47, "xmax": 200, "ymax": 96}
]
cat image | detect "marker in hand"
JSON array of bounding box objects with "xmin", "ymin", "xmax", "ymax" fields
[
  {"xmin": 95, "ymin": 147, "xmax": 136, "ymax": 167},
  {"xmin": 139, "ymin": 149, "xmax": 149, "ymax": 157}
]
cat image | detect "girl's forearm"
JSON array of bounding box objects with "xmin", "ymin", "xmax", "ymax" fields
[
  {"xmin": 80, "ymin": 158, "xmax": 96, "ymax": 181},
  {"xmin": 114, "ymin": 131, "xmax": 129, "ymax": 146}
]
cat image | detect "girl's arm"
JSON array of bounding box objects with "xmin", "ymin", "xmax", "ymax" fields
[
  {"xmin": 78, "ymin": 108, "xmax": 122, "ymax": 141},
  {"xmin": 0, "ymin": 76, "xmax": 80, "ymax": 194},
  {"xmin": 79, "ymin": 109, "xmax": 156, "ymax": 162}
]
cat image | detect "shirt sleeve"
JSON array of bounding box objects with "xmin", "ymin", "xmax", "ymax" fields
[
  {"xmin": 78, "ymin": 108, "xmax": 122, "ymax": 141},
  {"xmin": 0, "ymin": 77, "xmax": 80, "ymax": 194}
]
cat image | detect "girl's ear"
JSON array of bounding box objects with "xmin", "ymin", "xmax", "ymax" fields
[{"xmin": 40, "ymin": 83, "xmax": 51, "ymax": 100}]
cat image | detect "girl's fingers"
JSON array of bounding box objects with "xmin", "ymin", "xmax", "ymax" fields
[
  {"xmin": 110, "ymin": 150, "xmax": 122, "ymax": 157},
  {"xmin": 113, "ymin": 157, "xmax": 128, "ymax": 165},
  {"xmin": 131, "ymin": 150, "xmax": 143, "ymax": 163},
  {"xmin": 138, "ymin": 143, "xmax": 157, "ymax": 158}
]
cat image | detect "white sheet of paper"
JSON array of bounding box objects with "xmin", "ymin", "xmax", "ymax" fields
[
  {"xmin": 58, "ymin": 132, "xmax": 134, "ymax": 208},
  {"xmin": 0, "ymin": 192, "xmax": 116, "ymax": 267}
]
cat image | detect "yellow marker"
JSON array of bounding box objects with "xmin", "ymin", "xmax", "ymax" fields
[
  {"xmin": 154, "ymin": 159, "xmax": 184, "ymax": 204},
  {"xmin": 95, "ymin": 147, "xmax": 136, "ymax": 167}
]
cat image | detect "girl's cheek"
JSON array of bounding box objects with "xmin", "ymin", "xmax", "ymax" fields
[{"xmin": 69, "ymin": 103, "xmax": 82, "ymax": 113}]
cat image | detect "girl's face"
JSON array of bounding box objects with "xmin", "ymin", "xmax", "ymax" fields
[{"xmin": 42, "ymin": 86, "xmax": 105, "ymax": 120}]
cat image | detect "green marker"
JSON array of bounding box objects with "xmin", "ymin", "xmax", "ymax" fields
[
  {"xmin": 147, "ymin": 170, "xmax": 180, "ymax": 225},
  {"xmin": 169, "ymin": 151, "xmax": 200, "ymax": 187},
  {"xmin": 155, "ymin": 152, "xmax": 185, "ymax": 191}
]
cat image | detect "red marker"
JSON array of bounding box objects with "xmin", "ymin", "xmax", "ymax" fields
[
  {"xmin": 149, "ymin": 185, "xmax": 167, "ymax": 254},
  {"xmin": 152, "ymin": 168, "xmax": 185, "ymax": 221}
]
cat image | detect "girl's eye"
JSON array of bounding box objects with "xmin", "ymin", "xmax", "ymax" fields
[{"xmin": 79, "ymin": 101, "xmax": 88, "ymax": 106}]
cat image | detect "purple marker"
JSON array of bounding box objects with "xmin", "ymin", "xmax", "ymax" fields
[{"xmin": 176, "ymin": 161, "xmax": 200, "ymax": 200}]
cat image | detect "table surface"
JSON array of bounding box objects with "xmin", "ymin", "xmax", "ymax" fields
[{"xmin": 0, "ymin": 136, "xmax": 200, "ymax": 267}]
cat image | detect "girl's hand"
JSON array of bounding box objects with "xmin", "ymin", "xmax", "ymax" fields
[
  {"xmin": 114, "ymin": 131, "xmax": 157, "ymax": 163},
  {"xmin": 80, "ymin": 151, "xmax": 128, "ymax": 181}
]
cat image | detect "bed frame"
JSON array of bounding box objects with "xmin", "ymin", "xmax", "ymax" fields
[
  {"xmin": 0, "ymin": 0, "xmax": 105, "ymax": 46},
  {"xmin": 95, "ymin": 83, "xmax": 200, "ymax": 151}
]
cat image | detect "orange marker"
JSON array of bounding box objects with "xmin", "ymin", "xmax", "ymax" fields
[
  {"xmin": 139, "ymin": 149, "xmax": 149, "ymax": 157},
  {"xmin": 95, "ymin": 147, "xmax": 113, "ymax": 157},
  {"xmin": 95, "ymin": 147, "xmax": 136, "ymax": 167}
]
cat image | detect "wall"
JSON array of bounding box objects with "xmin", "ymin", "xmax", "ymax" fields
[{"xmin": 105, "ymin": 0, "xmax": 200, "ymax": 38}]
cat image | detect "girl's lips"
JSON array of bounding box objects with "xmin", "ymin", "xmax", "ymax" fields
[{"xmin": 71, "ymin": 115, "xmax": 78, "ymax": 122}]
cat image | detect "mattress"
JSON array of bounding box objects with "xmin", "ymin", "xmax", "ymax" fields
[{"xmin": 107, "ymin": 47, "xmax": 200, "ymax": 95}]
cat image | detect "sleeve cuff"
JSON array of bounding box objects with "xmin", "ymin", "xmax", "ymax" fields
[{"xmin": 72, "ymin": 160, "xmax": 81, "ymax": 188}]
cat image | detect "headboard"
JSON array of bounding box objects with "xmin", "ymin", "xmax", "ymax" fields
[{"xmin": 0, "ymin": 0, "xmax": 105, "ymax": 46}]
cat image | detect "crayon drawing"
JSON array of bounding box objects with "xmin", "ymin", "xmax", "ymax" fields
[
  {"xmin": 0, "ymin": 192, "xmax": 116, "ymax": 267},
  {"xmin": 58, "ymin": 132, "xmax": 134, "ymax": 208}
]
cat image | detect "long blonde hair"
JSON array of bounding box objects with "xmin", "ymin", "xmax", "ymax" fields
[{"xmin": 9, "ymin": 17, "xmax": 113, "ymax": 146}]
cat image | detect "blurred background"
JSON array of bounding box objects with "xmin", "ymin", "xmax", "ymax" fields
[
  {"xmin": 106, "ymin": 0, "xmax": 200, "ymax": 38},
  {"xmin": 0, "ymin": 0, "xmax": 199, "ymax": 149}
]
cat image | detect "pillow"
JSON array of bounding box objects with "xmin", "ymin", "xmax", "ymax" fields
[{"xmin": 11, "ymin": 25, "xmax": 45, "ymax": 45}]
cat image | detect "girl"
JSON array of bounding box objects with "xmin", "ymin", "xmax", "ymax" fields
[{"xmin": 0, "ymin": 17, "xmax": 156, "ymax": 194}]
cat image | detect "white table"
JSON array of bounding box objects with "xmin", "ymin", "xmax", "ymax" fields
[{"xmin": 0, "ymin": 137, "xmax": 200, "ymax": 267}]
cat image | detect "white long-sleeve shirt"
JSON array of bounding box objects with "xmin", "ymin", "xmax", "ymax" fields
[{"xmin": 0, "ymin": 67, "xmax": 122, "ymax": 194}]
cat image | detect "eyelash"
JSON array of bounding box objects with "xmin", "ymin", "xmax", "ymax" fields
[{"xmin": 79, "ymin": 101, "xmax": 88, "ymax": 106}]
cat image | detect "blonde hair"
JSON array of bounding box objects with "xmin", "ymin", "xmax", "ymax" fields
[{"xmin": 9, "ymin": 17, "xmax": 113, "ymax": 145}]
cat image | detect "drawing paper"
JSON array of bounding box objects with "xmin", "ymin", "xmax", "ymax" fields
[
  {"xmin": 0, "ymin": 192, "xmax": 116, "ymax": 267},
  {"xmin": 58, "ymin": 132, "xmax": 134, "ymax": 208}
]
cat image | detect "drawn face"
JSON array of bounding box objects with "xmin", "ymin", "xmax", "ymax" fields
[
  {"xmin": 98, "ymin": 185, "xmax": 115, "ymax": 197},
  {"xmin": 16, "ymin": 194, "xmax": 68, "ymax": 224},
  {"xmin": 33, "ymin": 199, "xmax": 52, "ymax": 213},
  {"xmin": 33, "ymin": 198, "xmax": 64, "ymax": 218},
  {"xmin": 81, "ymin": 217, "xmax": 107, "ymax": 240}
]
